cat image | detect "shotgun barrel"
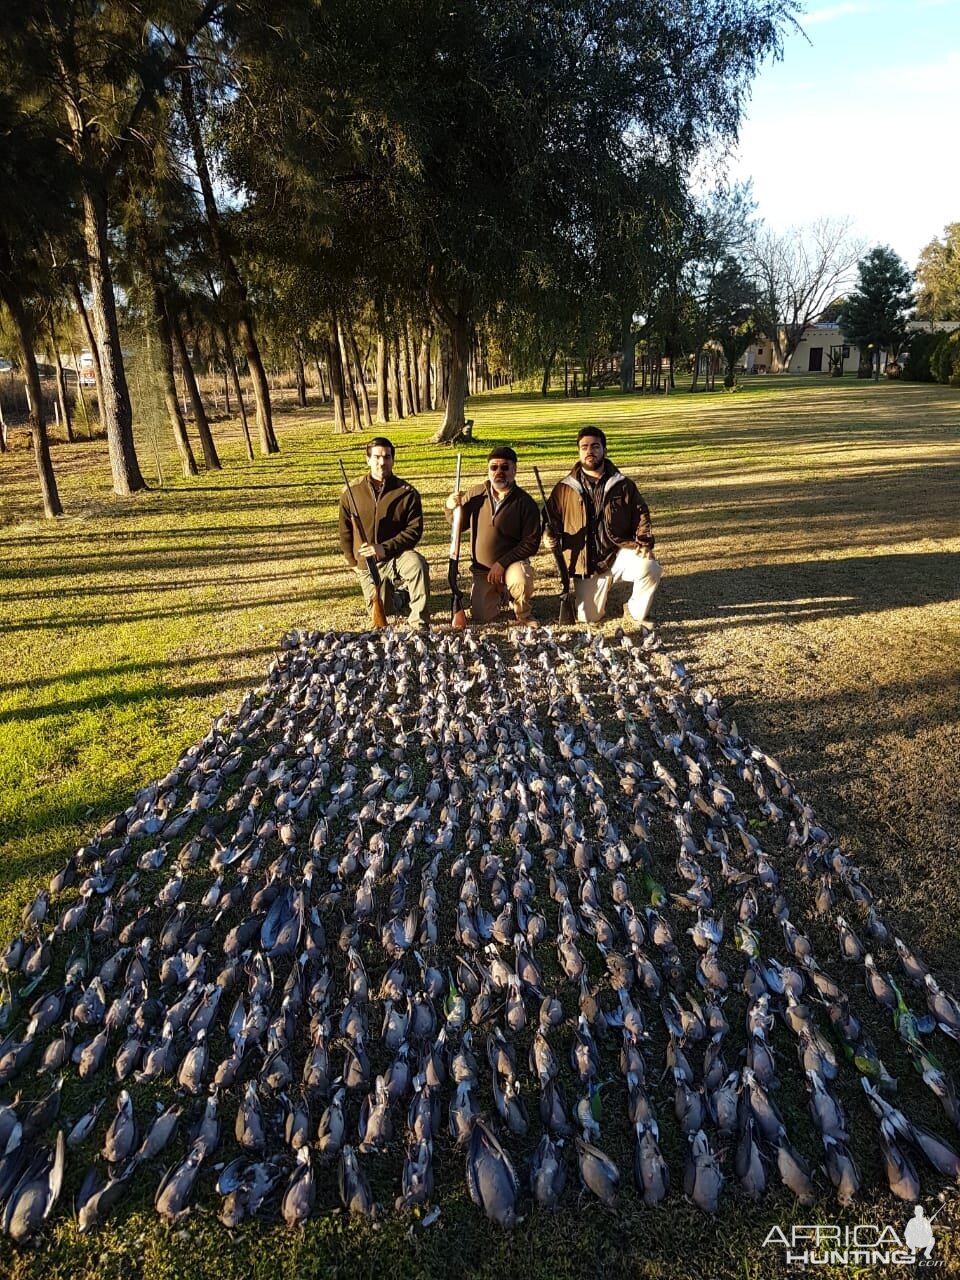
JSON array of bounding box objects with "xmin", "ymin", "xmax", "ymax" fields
[
  {"xmin": 533, "ymin": 466, "xmax": 576, "ymax": 624},
  {"xmin": 448, "ymin": 452, "xmax": 467, "ymax": 628}
]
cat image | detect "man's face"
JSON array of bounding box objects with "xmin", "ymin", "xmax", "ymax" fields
[
  {"xmin": 487, "ymin": 457, "xmax": 516, "ymax": 492},
  {"xmin": 578, "ymin": 435, "xmax": 605, "ymax": 472},
  {"xmin": 368, "ymin": 446, "xmax": 395, "ymax": 482}
]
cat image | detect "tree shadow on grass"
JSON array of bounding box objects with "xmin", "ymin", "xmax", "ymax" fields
[
  {"xmin": 0, "ymin": 668, "xmax": 264, "ymax": 730},
  {"xmin": 661, "ymin": 550, "xmax": 960, "ymax": 630},
  {"xmin": 3, "ymin": 563, "xmax": 335, "ymax": 602},
  {"xmin": 0, "ymin": 581, "xmax": 358, "ymax": 636},
  {"xmin": 0, "ymin": 644, "xmax": 279, "ymax": 697},
  {"xmin": 714, "ymin": 671, "xmax": 960, "ymax": 978}
]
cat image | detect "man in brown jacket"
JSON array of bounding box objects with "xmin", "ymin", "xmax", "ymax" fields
[
  {"xmin": 445, "ymin": 446, "xmax": 541, "ymax": 624},
  {"xmin": 544, "ymin": 426, "xmax": 661, "ymax": 625},
  {"xmin": 339, "ymin": 437, "xmax": 431, "ymax": 628}
]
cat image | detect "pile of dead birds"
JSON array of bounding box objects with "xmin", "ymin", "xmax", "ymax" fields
[{"xmin": 1, "ymin": 624, "xmax": 959, "ymax": 1244}]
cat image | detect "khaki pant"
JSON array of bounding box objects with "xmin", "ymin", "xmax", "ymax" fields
[
  {"xmin": 574, "ymin": 549, "xmax": 661, "ymax": 623},
  {"xmin": 355, "ymin": 550, "xmax": 430, "ymax": 624},
  {"xmin": 471, "ymin": 560, "xmax": 534, "ymax": 623}
]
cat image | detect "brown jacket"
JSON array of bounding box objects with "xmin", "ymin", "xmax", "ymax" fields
[
  {"xmin": 546, "ymin": 460, "xmax": 654, "ymax": 576},
  {"xmin": 454, "ymin": 481, "xmax": 541, "ymax": 573},
  {"xmin": 339, "ymin": 473, "xmax": 423, "ymax": 566}
]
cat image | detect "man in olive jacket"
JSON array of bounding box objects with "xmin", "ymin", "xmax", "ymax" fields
[
  {"xmin": 445, "ymin": 446, "xmax": 541, "ymax": 624},
  {"xmin": 339, "ymin": 437, "xmax": 430, "ymax": 627},
  {"xmin": 544, "ymin": 426, "xmax": 661, "ymax": 625}
]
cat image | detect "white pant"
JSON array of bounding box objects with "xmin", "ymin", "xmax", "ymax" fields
[{"xmin": 575, "ymin": 549, "xmax": 661, "ymax": 623}]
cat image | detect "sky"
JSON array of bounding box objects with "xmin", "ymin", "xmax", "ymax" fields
[{"xmin": 724, "ymin": 0, "xmax": 959, "ymax": 268}]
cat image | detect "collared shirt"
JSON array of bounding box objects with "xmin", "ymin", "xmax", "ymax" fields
[{"xmin": 490, "ymin": 483, "xmax": 513, "ymax": 516}]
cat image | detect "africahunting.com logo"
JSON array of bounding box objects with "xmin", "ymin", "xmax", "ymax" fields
[{"xmin": 763, "ymin": 1204, "xmax": 945, "ymax": 1267}]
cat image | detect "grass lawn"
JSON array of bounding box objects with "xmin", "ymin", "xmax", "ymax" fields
[{"xmin": 0, "ymin": 374, "xmax": 958, "ymax": 1277}]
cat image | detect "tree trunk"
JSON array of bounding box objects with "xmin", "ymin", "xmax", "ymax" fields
[
  {"xmin": 218, "ymin": 323, "xmax": 253, "ymax": 461},
  {"xmin": 314, "ymin": 354, "xmax": 327, "ymax": 400},
  {"xmin": 0, "ymin": 274, "xmax": 62, "ymax": 516},
  {"xmin": 417, "ymin": 325, "xmax": 432, "ymax": 412},
  {"xmin": 71, "ymin": 281, "xmax": 103, "ymax": 429},
  {"xmin": 238, "ymin": 316, "xmax": 278, "ymax": 452},
  {"xmin": 347, "ymin": 323, "xmax": 373, "ymax": 427},
  {"xmin": 541, "ymin": 347, "xmax": 556, "ymax": 397},
  {"xmin": 389, "ymin": 334, "xmax": 404, "ymax": 419},
  {"xmin": 168, "ymin": 302, "xmax": 220, "ymax": 470},
  {"xmin": 180, "ymin": 66, "xmax": 277, "ymax": 454},
  {"xmin": 375, "ymin": 334, "xmax": 389, "ymax": 423},
  {"xmin": 437, "ymin": 330, "xmax": 450, "ymax": 408},
  {"xmin": 338, "ymin": 321, "xmax": 362, "ymax": 431},
  {"xmin": 66, "ymin": 338, "xmax": 91, "ymax": 437},
  {"xmin": 407, "ymin": 320, "xmax": 419, "ymax": 414},
  {"xmin": 294, "ymin": 339, "xmax": 307, "ymax": 407},
  {"xmin": 154, "ymin": 287, "xmax": 199, "ymax": 477},
  {"xmin": 47, "ymin": 315, "xmax": 74, "ymax": 442},
  {"xmin": 690, "ymin": 346, "xmax": 702, "ymax": 392},
  {"xmin": 327, "ymin": 315, "xmax": 348, "ymax": 433},
  {"xmin": 401, "ymin": 327, "xmax": 416, "ymax": 416},
  {"xmin": 81, "ymin": 180, "xmax": 146, "ymax": 492},
  {"xmin": 430, "ymin": 289, "xmax": 471, "ymax": 443}
]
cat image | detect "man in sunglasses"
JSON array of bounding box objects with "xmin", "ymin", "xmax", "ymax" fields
[
  {"xmin": 445, "ymin": 446, "xmax": 541, "ymax": 625},
  {"xmin": 543, "ymin": 425, "xmax": 661, "ymax": 626}
]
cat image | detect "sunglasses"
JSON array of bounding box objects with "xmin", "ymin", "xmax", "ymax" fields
[{"xmin": 488, "ymin": 463, "xmax": 512, "ymax": 471}]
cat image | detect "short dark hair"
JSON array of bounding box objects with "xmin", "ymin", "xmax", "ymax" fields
[
  {"xmin": 577, "ymin": 426, "xmax": 606, "ymax": 448},
  {"xmin": 487, "ymin": 446, "xmax": 518, "ymax": 464},
  {"xmin": 366, "ymin": 437, "xmax": 395, "ymax": 458}
]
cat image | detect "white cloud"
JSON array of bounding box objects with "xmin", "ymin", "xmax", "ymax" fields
[
  {"xmin": 801, "ymin": 1, "xmax": 879, "ymax": 25},
  {"xmin": 868, "ymin": 49, "xmax": 960, "ymax": 95}
]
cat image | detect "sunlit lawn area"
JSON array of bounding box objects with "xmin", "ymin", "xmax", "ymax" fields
[{"xmin": 0, "ymin": 374, "xmax": 958, "ymax": 1278}]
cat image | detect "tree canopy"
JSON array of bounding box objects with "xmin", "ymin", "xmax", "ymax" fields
[
  {"xmin": 915, "ymin": 223, "xmax": 960, "ymax": 321},
  {"xmin": 1, "ymin": 0, "xmax": 803, "ymax": 511}
]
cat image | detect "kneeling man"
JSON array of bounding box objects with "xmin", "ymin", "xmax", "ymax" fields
[
  {"xmin": 545, "ymin": 426, "xmax": 661, "ymax": 625},
  {"xmin": 338, "ymin": 437, "xmax": 430, "ymax": 628},
  {"xmin": 446, "ymin": 446, "xmax": 541, "ymax": 625}
]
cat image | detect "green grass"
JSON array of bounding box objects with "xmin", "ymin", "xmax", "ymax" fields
[{"xmin": 1, "ymin": 375, "xmax": 959, "ymax": 1278}]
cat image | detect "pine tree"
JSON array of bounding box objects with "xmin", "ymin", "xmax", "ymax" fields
[{"xmin": 839, "ymin": 247, "xmax": 914, "ymax": 381}]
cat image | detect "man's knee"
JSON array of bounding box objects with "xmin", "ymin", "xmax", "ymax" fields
[
  {"xmin": 644, "ymin": 555, "xmax": 663, "ymax": 587},
  {"xmin": 505, "ymin": 560, "xmax": 532, "ymax": 598}
]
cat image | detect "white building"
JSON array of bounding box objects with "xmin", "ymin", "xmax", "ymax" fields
[{"xmin": 743, "ymin": 320, "xmax": 959, "ymax": 375}]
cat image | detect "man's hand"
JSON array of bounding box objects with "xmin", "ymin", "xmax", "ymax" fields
[
  {"xmin": 487, "ymin": 561, "xmax": 506, "ymax": 586},
  {"xmin": 543, "ymin": 529, "xmax": 557, "ymax": 551},
  {"xmin": 445, "ymin": 491, "xmax": 464, "ymax": 511},
  {"xmin": 358, "ymin": 541, "xmax": 384, "ymax": 561}
]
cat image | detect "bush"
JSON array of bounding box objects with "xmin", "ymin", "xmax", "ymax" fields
[
  {"xmin": 902, "ymin": 330, "xmax": 946, "ymax": 382},
  {"xmin": 932, "ymin": 330, "xmax": 960, "ymax": 386}
]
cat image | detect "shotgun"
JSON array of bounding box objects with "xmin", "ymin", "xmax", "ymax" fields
[
  {"xmin": 448, "ymin": 452, "xmax": 467, "ymax": 628},
  {"xmin": 533, "ymin": 466, "xmax": 576, "ymax": 624},
  {"xmin": 338, "ymin": 459, "xmax": 387, "ymax": 629}
]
